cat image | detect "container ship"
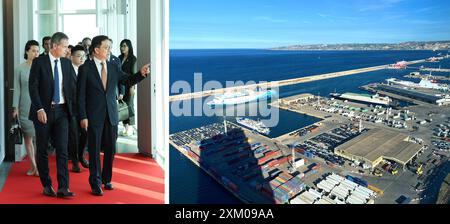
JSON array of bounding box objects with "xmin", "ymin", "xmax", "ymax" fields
[
  {"xmin": 207, "ymin": 89, "xmax": 276, "ymax": 107},
  {"xmin": 330, "ymin": 92, "xmax": 392, "ymax": 106},
  {"xmin": 236, "ymin": 117, "xmax": 270, "ymax": 135}
]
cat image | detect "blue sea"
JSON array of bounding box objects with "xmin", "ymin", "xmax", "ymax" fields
[{"xmin": 169, "ymin": 49, "xmax": 450, "ymax": 204}]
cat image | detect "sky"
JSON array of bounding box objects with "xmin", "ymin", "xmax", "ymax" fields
[{"xmin": 170, "ymin": 0, "xmax": 450, "ymax": 49}]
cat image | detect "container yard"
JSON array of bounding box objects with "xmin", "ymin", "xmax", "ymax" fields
[
  {"xmin": 169, "ymin": 120, "xmax": 347, "ymax": 204},
  {"xmin": 170, "ymin": 121, "xmax": 309, "ymax": 204}
]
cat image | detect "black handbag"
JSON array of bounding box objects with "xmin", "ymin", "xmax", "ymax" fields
[
  {"xmin": 118, "ymin": 100, "xmax": 130, "ymax": 122},
  {"xmin": 9, "ymin": 118, "xmax": 23, "ymax": 145}
]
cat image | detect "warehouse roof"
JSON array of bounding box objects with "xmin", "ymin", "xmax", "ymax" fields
[{"xmin": 335, "ymin": 128, "xmax": 423, "ymax": 165}]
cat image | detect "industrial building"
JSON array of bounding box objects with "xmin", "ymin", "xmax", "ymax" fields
[
  {"xmin": 377, "ymin": 85, "xmax": 450, "ymax": 106},
  {"xmin": 335, "ymin": 129, "xmax": 424, "ymax": 168}
]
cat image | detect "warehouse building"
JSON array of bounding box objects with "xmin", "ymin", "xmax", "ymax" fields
[{"xmin": 335, "ymin": 128, "xmax": 424, "ymax": 168}]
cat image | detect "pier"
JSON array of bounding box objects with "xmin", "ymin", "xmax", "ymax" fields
[{"xmin": 169, "ymin": 59, "xmax": 426, "ymax": 102}]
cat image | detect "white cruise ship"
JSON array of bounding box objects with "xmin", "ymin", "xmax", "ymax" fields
[{"xmin": 207, "ymin": 89, "xmax": 276, "ymax": 107}]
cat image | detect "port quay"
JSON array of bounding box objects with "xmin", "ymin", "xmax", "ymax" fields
[
  {"xmin": 169, "ymin": 59, "xmax": 426, "ymax": 102},
  {"xmin": 169, "ymin": 56, "xmax": 450, "ymax": 204}
]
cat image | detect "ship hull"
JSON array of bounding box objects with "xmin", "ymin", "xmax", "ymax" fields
[
  {"xmin": 331, "ymin": 93, "xmax": 391, "ymax": 106},
  {"xmin": 207, "ymin": 90, "xmax": 276, "ymax": 106},
  {"xmin": 236, "ymin": 118, "xmax": 270, "ymax": 135}
]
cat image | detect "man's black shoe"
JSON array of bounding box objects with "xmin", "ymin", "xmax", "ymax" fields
[
  {"xmin": 80, "ymin": 158, "xmax": 89, "ymax": 168},
  {"xmin": 91, "ymin": 187, "xmax": 104, "ymax": 196},
  {"xmin": 43, "ymin": 186, "xmax": 56, "ymax": 197},
  {"xmin": 72, "ymin": 163, "xmax": 81, "ymax": 173},
  {"xmin": 56, "ymin": 189, "xmax": 75, "ymax": 198},
  {"xmin": 104, "ymin": 183, "xmax": 114, "ymax": 190}
]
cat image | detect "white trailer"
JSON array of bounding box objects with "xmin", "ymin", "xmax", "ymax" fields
[{"xmin": 308, "ymin": 189, "xmax": 323, "ymax": 199}]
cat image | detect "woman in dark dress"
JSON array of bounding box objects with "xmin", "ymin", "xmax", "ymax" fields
[{"xmin": 119, "ymin": 39, "xmax": 137, "ymax": 136}]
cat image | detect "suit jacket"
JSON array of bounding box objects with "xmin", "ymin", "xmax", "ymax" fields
[
  {"xmin": 109, "ymin": 54, "xmax": 125, "ymax": 97},
  {"xmin": 77, "ymin": 59, "xmax": 146, "ymax": 127},
  {"xmin": 39, "ymin": 52, "xmax": 48, "ymax": 58},
  {"xmin": 70, "ymin": 65, "xmax": 79, "ymax": 118},
  {"xmin": 28, "ymin": 55, "xmax": 77, "ymax": 122}
]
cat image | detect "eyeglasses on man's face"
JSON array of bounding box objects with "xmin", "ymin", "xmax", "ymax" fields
[{"xmin": 73, "ymin": 54, "xmax": 86, "ymax": 59}]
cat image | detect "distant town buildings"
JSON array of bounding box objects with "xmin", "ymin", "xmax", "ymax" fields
[{"xmin": 272, "ymin": 41, "xmax": 450, "ymax": 51}]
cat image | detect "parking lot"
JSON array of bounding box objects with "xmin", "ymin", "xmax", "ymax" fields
[{"xmin": 273, "ymin": 93, "xmax": 450, "ymax": 203}]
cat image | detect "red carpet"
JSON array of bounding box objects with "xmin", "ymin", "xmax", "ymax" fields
[{"xmin": 0, "ymin": 154, "xmax": 165, "ymax": 204}]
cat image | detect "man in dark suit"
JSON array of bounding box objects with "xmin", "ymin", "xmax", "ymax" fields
[
  {"xmin": 68, "ymin": 45, "xmax": 89, "ymax": 173},
  {"xmin": 107, "ymin": 39, "xmax": 125, "ymax": 100},
  {"xmin": 29, "ymin": 32, "xmax": 76, "ymax": 198},
  {"xmin": 77, "ymin": 35, "xmax": 150, "ymax": 196},
  {"xmin": 39, "ymin": 36, "xmax": 51, "ymax": 57}
]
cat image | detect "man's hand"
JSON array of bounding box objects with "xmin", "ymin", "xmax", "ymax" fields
[
  {"xmin": 80, "ymin": 119, "xmax": 89, "ymax": 131},
  {"xmin": 37, "ymin": 110, "xmax": 47, "ymax": 124},
  {"xmin": 12, "ymin": 109, "xmax": 18, "ymax": 119},
  {"xmin": 140, "ymin": 63, "xmax": 151, "ymax": 77},
  {"xmin": 118, "ymin": 94, "xmax": 124, "ymax": 101}
]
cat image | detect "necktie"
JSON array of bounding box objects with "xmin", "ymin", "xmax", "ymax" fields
[
  {"xmin": 53, "ymin": 59, "xmax": 60, "ymax": 104},
  {"xmin": 101, "ymin": 62, "xmax": 107, "ymax": 90}
]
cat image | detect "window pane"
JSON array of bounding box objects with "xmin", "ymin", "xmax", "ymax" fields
[
  {"xmin": 61, "ymin": 0, "xmax": 96, "ymax": 11},
  {"xmin": 37, "ymin": 14, "xmax": 57, "ymax": 41},
  {"xmin": 38, "ymin": 0, "xmax": 57, "ymax": 11},
  {"xmin": 63, "ymin": 15, "xmax": 99, "ymax": 46}
]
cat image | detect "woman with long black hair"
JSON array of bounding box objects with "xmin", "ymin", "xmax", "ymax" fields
[{"xmin": 119, "ymin": 39, "xmax": 137, "ymax": 136}]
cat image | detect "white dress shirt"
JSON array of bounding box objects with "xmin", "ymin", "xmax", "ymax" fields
[
  {"xmin": 72, "ymin": 64, "xmax": 79, "ymax": 76},
  {"xmin": 93, "ymin": 56, "xmax": 107, "ymax": 79}
]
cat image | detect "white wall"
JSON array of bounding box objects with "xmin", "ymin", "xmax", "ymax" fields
[
  {"xmin": 1, "ymin": 0, "xmax": 6, "ymax": 164},
  {"xmin": 13, "ymin": 0, "xmax": 33, "ymax": 68},
  {"xmin": 150, "ymin": 0, "xmax": 169, "ymax": 169},
  {"xmin": 150, "ymin": 0, "xmax": 170, "ymax": 168},
  {"xmin": 136, "ymin": 0, "xmax": 169, "ymax": 169}
]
